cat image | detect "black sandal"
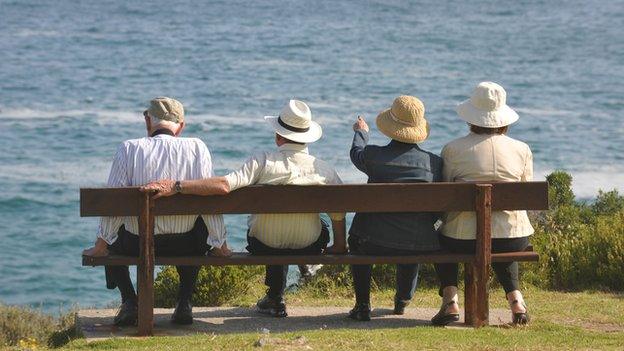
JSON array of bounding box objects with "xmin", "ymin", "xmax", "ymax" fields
[
  {"xmin": 511, "ymin": 300, "xmax": 530, "ymax": 325},
  {"xmin": 431, "ymin": 301, "xmax": 460, "ymax": 326}
]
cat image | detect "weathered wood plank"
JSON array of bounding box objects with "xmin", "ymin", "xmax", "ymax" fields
[
  {"xmin": 464, "ymin": 263, "xmax": 477, "ymax": 326},
  {"xmin": 80, "ymin": 187, "xmax": 143, "ymax": 216},
  {"xmin": 136, "ymin": 194, "xmax": 154, "ymax": 337},
  {"xmin": 473, "ymin": 184, "xmax": 492, "ymax": 327},
  {"xmin": 491, "ymin": 182, "xmax": 548, "ymax": 211},
  {"xmin": 81, "ymin": 250, "xmax": 538, "ymax": 267},
  {"xmin": 80, "ymin": 182, "xmax": 549, "ymax": 217}
]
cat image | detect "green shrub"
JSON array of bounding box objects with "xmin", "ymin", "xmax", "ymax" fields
[
  {"xmin": 299, "ymin": 264, "xmax": 352, "ymax": 298},
  {"xmin": 305, "ymin": 262, "xmax": 440, "ymax": 296},
  {"xmin": 524, "ymin": 172, "xmax": 624, "ymax": 291},
  {"xmin": 546, "ymin": 171, "xmax": 575, "ymax": 208},
  {"xmin": 154, "ymin": 265, "xmax": 263, "ymax": 307},
  {"xmin": 0, "ymin": 304, "xmax": 79, "ymax": 348},
  {"xmin": 592, "ymin": 189, "xmax": 624, "ymax": 215}
]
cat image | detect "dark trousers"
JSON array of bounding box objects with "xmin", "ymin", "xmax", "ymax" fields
[
  {"xmin": 435, "ymin": 235, "xmax": 530, "ymax": 295},
  {"xmin": 105, "ymin": 217, "xmax": 211, "ymax": 303},
  {"xmin": 246, "ymin": 220, "xmax": 330, "ymax": 299},
  {"xmin": 349, "ymin": 235, "xmax": 421, "ymax": 305}
]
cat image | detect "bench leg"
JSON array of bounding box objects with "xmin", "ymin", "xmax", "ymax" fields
[
  {"xmin": 464, "ymin": 262, "xmax": 490, "ymax": 327},
  {"xmin": 137, "ymin": 263, "xmax": 154, "ymax": 336},
  {"xmin": 467, "ymin": 184, "xmax": 493, "ymax": 328},
  {"xmin": 137, "ymin": 193, "xmax": 155, "ymax": 336},
  {"xmin": 464, "ymin": 262, "xmax": 476, "ymax": 326},
  {"xmin": 475, "ymin": 263, "xmax": 490, "ymax": 327}
]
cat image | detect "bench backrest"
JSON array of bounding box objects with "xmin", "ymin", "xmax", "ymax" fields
[{"xmin": 80, "ymin": 182, "xmax": 548, "ymax": 217}]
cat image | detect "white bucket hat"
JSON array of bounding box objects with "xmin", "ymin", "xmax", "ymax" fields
[
  {"xmin": 456, "ymin": 82, "xmax": 519, "ymax": 128},
  {"xmin": 264, "ymin": 99, "xmax": 322, "ymax": 143}
]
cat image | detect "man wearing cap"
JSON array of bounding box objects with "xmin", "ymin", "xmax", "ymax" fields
[
  {"xmin": 82, "ymin": 97, "xmax": 230, "ymax": 326},
  {"xmin": 143, "ymin": 99, "xmax": 347, "ymax": 318},
  {"xmin": 347, "ymin": 96, "xmax": 443, "ymax": 321}
]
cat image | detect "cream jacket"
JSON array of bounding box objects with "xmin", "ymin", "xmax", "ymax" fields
[
  {"xmin": 441, "ymin": 133, "xmax": 534, "ymax": 240},
  {"xmin": 225, "ymin": 143, "xmax": 345, "ymax": 249}
]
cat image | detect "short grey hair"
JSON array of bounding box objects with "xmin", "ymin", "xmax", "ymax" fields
[{"xmin": 149, "ymin": 115, "xmax": 179, "ymax": 130}]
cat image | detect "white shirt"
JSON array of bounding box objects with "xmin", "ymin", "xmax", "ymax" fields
[
  {"xmin": 97, "ymin": 134, "xmax": 227, "ymax": 247},
  {"xmin": 224, "ymin": 143, "xmax": 345, "ymax": 249},
  {"xmin": 441, "ymin": 132, "xmax": 534, "ymax": 239}
]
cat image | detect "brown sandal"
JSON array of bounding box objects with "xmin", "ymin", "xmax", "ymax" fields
[
  {"xmin": 511, "ymin": 300, "xmax": 530, "ymax": 325},
  {"xmin": 431, "ymin": 301, "xmax": 460, "ymax": 326}
]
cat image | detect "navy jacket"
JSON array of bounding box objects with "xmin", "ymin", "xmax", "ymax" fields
[{"xmin": 349, "ymin": 130, "xmax": 443, "ymax": 251}]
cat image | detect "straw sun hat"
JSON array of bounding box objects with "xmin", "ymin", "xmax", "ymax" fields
[
  {"xmin": 376, "ymin": 95, "xmax": 429, "ymax": 144},
  {"xmin": 265, "ymin": 99, "xmax": 322, "ymax": 144},
  {"xmin": 456, "ymin": 81, "xmax": 519, "ymax": 128}
]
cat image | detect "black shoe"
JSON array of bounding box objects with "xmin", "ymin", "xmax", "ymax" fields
[
  {"xmin": 348, "ymin": 303, "xmax": 371, "ymax": 321},
  {"xmin": 256, "ymin": 295, "xmax": 287, "ymax": 318},
  {"xmin": 511, "ymin": 300, "xmax": 530, "ymax": 325},
  {"xmin": 431, "ymin": 301, "xmax": 460, "ymax": 326},
  {"xmin": 171, "ymin": 300, "xmax": 194, "ymax": 325},
  {"xmin": 113, "ymin": 300, "xmax": 138, "ymax": 326},
  {"xmin": 394, "ymin": 296, "xmax": 410, "ymax": 315}
]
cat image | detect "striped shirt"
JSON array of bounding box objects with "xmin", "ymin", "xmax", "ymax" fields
[
  {"xmin": 224, "ymin": 143, "xmax": 345, "ymax": 249},
  {"xmin": 97, "ymin": 134, "xmax": 227, "ymax": 247}
]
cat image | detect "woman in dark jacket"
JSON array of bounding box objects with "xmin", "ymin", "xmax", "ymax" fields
[{"xmin": 348, "ymin": 96, "xmax": 443, "ymax": 321}]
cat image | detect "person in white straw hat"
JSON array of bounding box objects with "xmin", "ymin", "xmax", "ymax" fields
[
  {"xmin": 142, "ymin": 99, "xmax": 347, "ymax": 318},
  {"xmin": 264, "ymin": 99, "xmax": 323, "ymax": 143},
  {"xmin": 432, "ymin": 82, "xmax": 534, "ymax": 326},
  {"xmin": 347, "ymin": 95, "xmax": 443, "ymax": 321}
]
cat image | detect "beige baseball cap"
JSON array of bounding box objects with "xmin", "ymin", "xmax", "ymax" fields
[{"xmin": 144, "ymin": 97, "xmax": 184, "ymax": 123}]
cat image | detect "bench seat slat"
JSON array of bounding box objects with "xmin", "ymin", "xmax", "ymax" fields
[{"xmin": 82, "ymin": 250, "xmax": 538, "ymax": 267}]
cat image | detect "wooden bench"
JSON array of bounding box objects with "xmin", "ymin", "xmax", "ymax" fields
[{"xmin": 81, "ymin": 182, "xmax": 548, "ymax": 336}]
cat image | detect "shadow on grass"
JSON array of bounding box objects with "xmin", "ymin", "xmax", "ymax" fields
[{"xmin": 78, "ymin": 306, "xmax": 513, "ymax": 339}]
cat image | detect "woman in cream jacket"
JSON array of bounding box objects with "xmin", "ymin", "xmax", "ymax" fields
[{"xmin": 432, "ymin": 82, "xmax": 534, "ymax": 326}]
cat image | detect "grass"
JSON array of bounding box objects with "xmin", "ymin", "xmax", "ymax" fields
[{"xmin": 54, "ymin": 285, "xmax": 624, "ymax": 351}]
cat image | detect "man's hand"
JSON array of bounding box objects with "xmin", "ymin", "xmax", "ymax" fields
[
  {"xmin": 83, "ymin": 238, "xmax": 109, "ymax": 257},
  {"xmin": 325, "ymin": 244, "xmax": 348, "ymax": 254},
  {"xmin": 140, "ymin": 179, "xmax": 176, "ymax": 199},
  {"xmin": 352, "ymin": 116, "xmax": 369, "ymax": 132},
  {"xmin": 210, "ymin": 241, "xmax": 232, "ymax": 257}
]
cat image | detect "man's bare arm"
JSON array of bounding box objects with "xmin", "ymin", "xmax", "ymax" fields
[
  {"xmin": 82, "ymin": 237, "xmax": 109, "ymax": 257},
  {"xmin": 140, "ymin": 177, "xmax": 230, "ymax": 198},
  {"xmin": 325, "ymin": 219, "xmax": 347, "ymax": 254}
]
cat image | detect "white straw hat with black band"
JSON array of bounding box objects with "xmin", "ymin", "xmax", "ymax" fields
[
  {"xmin": 264, "ymin": 99, "xmax": 323, "ymax": 143},
  {"xmin": 456, "ymin": 81, "xmax": 519, "ymax": 128}
]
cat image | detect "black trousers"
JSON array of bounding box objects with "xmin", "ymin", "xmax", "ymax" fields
[
  {"xmin": 246, "ymin": 220, "xmax": 330, "ymax": 299},
  {"xmin": 435, "ymin": 235, "xmax": 530, "ymax": 295},
  {"xmin": 349, "ymin": 235, "xmax": 421, "ymax": 305},
  {"xmin": 105, "ymin": 217, "xmax": 211, "ymax": 303}
]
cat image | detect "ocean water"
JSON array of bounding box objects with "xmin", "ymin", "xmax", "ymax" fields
[{"xmin": 0, "ymin": 0, "xmax": 622, "ymax": 311}]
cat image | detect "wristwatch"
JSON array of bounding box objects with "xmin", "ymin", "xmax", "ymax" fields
[{"xmin": 174, "ymin": 180, "xmax": 182, "ymax": 194}]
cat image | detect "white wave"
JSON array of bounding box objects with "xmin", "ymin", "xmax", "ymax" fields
[
  {"xmin": 0, "ymin": 108, "xmax": 137, "ymax": 122},
  {"xmin": 535, "ymin": 167, "xmax": 624, "ymax": 199},
  {"xmin": 515, "ymin": 107, "xmax": 576, "ymax": 117},
  {"xmin": 1, "ymin": 158, "xmax": 110, "ymax": 187},
  {"xmin": 515, "ymin": 107, "xmax": 613, "ymax": 120},
  {"xmin": 13, "ymin": 29, "xmax": 60, "ymax": 38},
  {"xmin": 0, "ymin": 107, "xmax": 353, "ymax": 129},
  {"xmin": 192, "ymin": 114, "xmax": 260, "ymax": 124}
]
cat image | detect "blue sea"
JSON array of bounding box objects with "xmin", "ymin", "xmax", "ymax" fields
[{"xmin": 0, "ymin": 0, "xmax": 623, "ymax": 312}]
